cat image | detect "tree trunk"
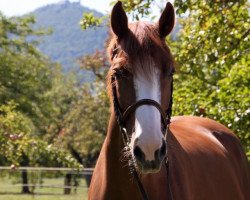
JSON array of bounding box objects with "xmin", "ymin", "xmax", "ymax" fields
[
  {"xmin": 64, "ymin": 173, "xmax": 72, "ymax": 194},
  {"xmin": 21, "ymin": 170, "xmax": 30, "ymax": 194}
]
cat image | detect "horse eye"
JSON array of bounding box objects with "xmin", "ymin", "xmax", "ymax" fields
[
  {"xmin": 113, "ymin": 69, "xmax": 123, "ymax": 78},
  {"xmin": 113, "ymin": 68, "xmax": 128, "ymax": 79}
]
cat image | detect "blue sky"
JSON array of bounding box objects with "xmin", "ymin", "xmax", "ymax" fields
[{"xmin": 0, "ymin": 0, "xmax": 113, "ymax": 16}]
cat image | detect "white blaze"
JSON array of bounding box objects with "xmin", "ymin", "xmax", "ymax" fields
[{"xmin": 133, "ymin": 67, "xmax": 164, "ymax": 161}]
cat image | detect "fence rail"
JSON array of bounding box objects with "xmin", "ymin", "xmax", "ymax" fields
[
  {"xmin": 0, "ymin": 166, "xmax": 94, "ymax": 197},
  {"xmin": 0, "ymin": 166, "xmax": 93, "ymax": 173},
  {"xmin": 0, "ymin": 184, "xmax": 84, "ymax": 189}
]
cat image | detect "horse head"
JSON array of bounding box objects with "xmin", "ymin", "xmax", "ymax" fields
[{"xmin": 107, "ymin": 1, "xmax": 175, "ymax": 174}]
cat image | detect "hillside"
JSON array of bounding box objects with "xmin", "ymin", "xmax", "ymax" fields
[{"xmin": 30, "ymin": 1, "xmax": 108, "ymax": 73}]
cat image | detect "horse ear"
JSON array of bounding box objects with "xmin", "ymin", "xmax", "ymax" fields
[
  {"xmin": 158, "ymin": 2, "xmax": 175, "ymax": 37},
  {"xmin": 111, "ymin": 1, "xmax": 128, "ymax": 38}
]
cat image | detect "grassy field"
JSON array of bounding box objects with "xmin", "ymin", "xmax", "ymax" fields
[{"xmin": 0, "ymin": 176, "xmax": 88, "ymax": 200}]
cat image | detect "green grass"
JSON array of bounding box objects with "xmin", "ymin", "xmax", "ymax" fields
[{"xmin": 0, "ymin": 176, "xmax": 88, "ymax": 200}]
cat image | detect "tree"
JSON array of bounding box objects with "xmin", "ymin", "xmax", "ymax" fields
[
  {"xmin": 171, "ymin": 0, "xmax": 250, "ymax": 157},
  {"xmin": 53, "ymin": 50, "xmax": 109, "ymax": 167},
  {"xmin": 0, "ymin": 13, "xmax": 55, "ymax": 134},
  {"xmin": 0, "ymin": 12, "xmax": 82, "ymax": 193},
  {"xmin": 0, "ymin": 102, "xmax": 81, "ymax": 193}
]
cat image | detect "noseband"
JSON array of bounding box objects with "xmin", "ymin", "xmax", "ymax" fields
[{"xmin": 110, "ymin": 45, "xmax": 174, "ymax": 200}]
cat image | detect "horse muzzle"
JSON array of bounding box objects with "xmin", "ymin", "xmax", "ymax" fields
[{"xmin": 133, "ymin": 139, "xmax": 166, "ymax": 174}]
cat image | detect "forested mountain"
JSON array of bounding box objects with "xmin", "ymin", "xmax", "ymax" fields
[{"xmin": 29, "ymin": 0, "xmax": 108, "ymax": 72}]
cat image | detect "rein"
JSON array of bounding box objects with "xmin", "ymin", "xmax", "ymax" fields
[{"xmin": 110, "ymin": 44, "xmax": 173, "ymax": 200}]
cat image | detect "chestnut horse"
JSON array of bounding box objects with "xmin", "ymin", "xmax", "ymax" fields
[{"xmin": 88, "ymin": 2, "xmax": 249, "ymax": 200}]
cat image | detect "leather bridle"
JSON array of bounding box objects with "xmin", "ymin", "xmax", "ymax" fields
[
  {"xmin": 110, "ymin": 43, "xmax": 174, "ymax": 200},
  {"xmin": 111, "ymin": 68, "xmax": 173, "ymax": 200}
]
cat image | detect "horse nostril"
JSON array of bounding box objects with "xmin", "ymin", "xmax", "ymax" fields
[
  {"xmin": 160, "ymin": 141, "xmax": 166, "ymax": 158},
  {"xmin": 133, "ymin": 146, "xmax": 145, "ymax": 162},
  {"xmin": 155, "ymin": 140, "xmax": 166, "ymax": 161}
]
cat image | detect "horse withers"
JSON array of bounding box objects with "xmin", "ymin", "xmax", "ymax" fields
[{"xmin": 88, "ymin": 2, "xmax": 250, "ymax": 200}]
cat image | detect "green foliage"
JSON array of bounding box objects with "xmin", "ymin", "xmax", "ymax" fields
[
  {"xmin": 0, "ymin": 13, "xmax": 81, "ymax": 168},
  {"xmin": 170, "ymin": 1, "xmax": 250, "ymax": 157},
  {"xmin": 55, "ymin": 85, "xmax": 108, "ymax": 167},
  {"xmin": 112, "ymin": 0, "xmax": 155, "ymax": 20},
  {"xmin": 0, "ymin": 102, "xmax": 32, "ymax": 166},
  {"xmin": 0, "ymin": 13, "xmax": 54, "ymax": 133},
  {"xmin": 80, "ymin": 13, "xmax": 103, "ymax": 30},
  {"xmin": 0, "ymin": 103, "xmax": 81, "ymax": 168},
  {"xmin": 54, "ymin": 50, "xmax": 110, "ymax": 167}
]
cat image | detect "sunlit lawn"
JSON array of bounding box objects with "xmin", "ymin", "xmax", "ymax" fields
[{"xmin": 0, "ymin": 177, "xmax": 88, "ymax": 200}]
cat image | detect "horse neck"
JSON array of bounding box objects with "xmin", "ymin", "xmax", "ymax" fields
[
  {"xmin": 105, "ymin": 112, "xmax": 123, "ymax": 166},
  {"xmin": 102, "ymin": 111, "xmax": 141, "ymax": 197},
  {"xmin": 105, "ymin": 112, "xmax": 130, "ymax": 179}
]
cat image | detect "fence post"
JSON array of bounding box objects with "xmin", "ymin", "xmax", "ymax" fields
[
  {"xmin": 21, "ymin": 169, "xmax": 31, "ymax": 194},
  {"xmin": 64, "ymin": 172, "xmax": 72, "ymax": 194}
]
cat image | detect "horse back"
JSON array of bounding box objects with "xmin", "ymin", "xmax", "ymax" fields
[{"xmin": 169, "ymin": 116, "xmax": 250, "ymax": 200}]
